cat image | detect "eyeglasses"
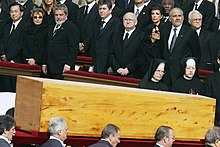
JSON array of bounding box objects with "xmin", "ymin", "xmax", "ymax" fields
[
  {"xmin": 191, "ymin": 18, "xmax": 202, "ymax": 22},
  {"xmin": 123, "ymin": 19, "xmax": 135, "ymax": 22},
  {"xmin": 33, "ymin": 16, "xmax": 43, "ymax": 19}
]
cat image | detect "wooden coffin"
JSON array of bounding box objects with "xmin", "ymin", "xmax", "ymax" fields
[{"xmin": 15, "ymin": 76, "xmax": 215, "ymax": 141}]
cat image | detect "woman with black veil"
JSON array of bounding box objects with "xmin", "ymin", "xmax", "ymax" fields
[
  {"xmin": 171, "ymin": 57, "xmax": 204, "ymax": 95},
  {"xmin": 139, "ymin": 58, "xmax": 168, "ymax": 91}
]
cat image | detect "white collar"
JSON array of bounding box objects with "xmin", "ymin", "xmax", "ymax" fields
[
  {"xmin": 144, "ymin": 0, "xmax": 151, "ymax": 6},
  {"xmin": 194, "ymin": 0, "xmax": 203, "ymax": 8},
  {"xmin": 196, "ymin": 27, "xmax": 201, "ymax": 36},
  {"xmin": 0, "ymin": 135, "xmax": 11, "ymax": 144},
  {"xmin": 156, "ymin": 143, "xmax": 164, "ymax": 147},
  {"xmin": 151, "ymin": 77, "xmax": 159, "ymax": 82},
  {"xmin": 183, "ymin": 75, "xmax": 193, "ymax": 80},
  {"xmin": 59, "ymin": 0, "xmax": 66, "ymax": 4},
  {"xmin": 134, "ymin": 4, "xmax": 145, "ymax": 13},
  {"xmin": 49, "ymin": 136, "xmax": 66, "ymax": 147},
  {"xmin": 87, "ymin": 1, "xmax": 96, "ymax": 13},
  {"xmin": 13, "ymin": 18, "xmax": 22, "ymax": 29},
  {"xmin": 102, "ymin": 14, "xmax": 112, "ymax": 24}
]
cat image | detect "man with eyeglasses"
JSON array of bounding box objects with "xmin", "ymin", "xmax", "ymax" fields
[
  {"xmin": 88, "ymin": 124, "xmax": 120, "ymax": 147},
  {"xmin": 182, "ymin": 0, "xmax": 215, "ymax": 30},
  {"xmin": 108, "ymin": 12, "xmax": 144, "ymax": 78},
  {"xmin": 41, "ymin": 117, "xmax": 68, "ymax": 147},
  {"xmin": 154, "ymin": 125, "xmax": 175, "ymax": 147},
  {"xmin": 188, "ymin": 10, "xmax": 218, "ymax": 71}
]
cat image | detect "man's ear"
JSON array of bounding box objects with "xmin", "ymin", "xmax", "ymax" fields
[{"xmin": 215, "ymin": 139, "xmax": 220, "ymax": 147}]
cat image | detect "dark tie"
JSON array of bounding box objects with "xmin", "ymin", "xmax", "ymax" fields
[
  {"xmin": 124, "ymin": 0, "xmax": 128, "ymax": 9},
  {"xmin": 53, "ymin": 24, "xmax": 61, "ymax": 36},
  {"xmin": 136, "ymin": 9, "xmax": 140, "ymax": 16},
  {"xmin": 99, "ymin": 21, "xmax": 105, "ymax": 33},
  {"xmin": 123, "ymin": 32, "xmax": 129, "ymax": 46},
  {"xmin": 170, "ymin": 28, "xmax": 177, "ymax": 53},
  {"xmin": 195, "ymin": 3, "xmax": 198, "ymax": 10},
  {"xmin": 9, "ymin": 24, "xmax": 15, "ymax": 35},
  {"xmin": 84, "ymin": 5, "xmax": 89, "ymax": 16}
]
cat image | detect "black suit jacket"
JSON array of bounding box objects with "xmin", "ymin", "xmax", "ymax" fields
[
  {"xmin": 112, "ymin": 6, "xmax": 123, "ymax": 19},
  {"xmin": 88, "ymin": 140, "xmax": 112, "ymax": 147},
  {"xmin": 0, "ymin": 19, "xmax": 28, "ymax": 63},
  {"xmin": 198, "ymin": 29, "xmax": 218, "ymax": 71},
  {"xmin": 0, "ymin": 139, "xmax": 10, "ymax": 147},
  {"xmin": 182, "ymin": 0, "xmax": 215, "ymax": 30},
  {"xmin": 205, "ymin": 71, "xmax": 220, "ymax": 126},
  {"xmin": 45, "ymin": 20, "xmax": 79, "ymax": 74},
  {"xmin": 64, "ymin": 0, "xmax": 79, "ymax": 25},
  {"xmin": 115, "ymin": 0, "xmax": 134, "ymax": 10},
  {"xmin": 87, "ymin": 16, "xmax": 119, "ymax": 74},
  {"xmin": 40, "ymin": 139, "xmax": 63, "ymax": 147},
  {"xmin": 77, "ymin": 3, "xmax": 99, "ymax": 42},
  {"xmin": 109, "ymin": 27, "xmax": 145, "ymax": 78},
  {"xmin": 123, "ymin": 2, "xmax": 155, "ymax": 31},
  {"xmin": 161, "ymin": 24, "xmax": 201, "ymax": 85}
]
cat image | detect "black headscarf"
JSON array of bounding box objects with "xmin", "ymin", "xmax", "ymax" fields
[{"xmin": 139, "ymin": 58, "xmax": 167, "ymax": 88}]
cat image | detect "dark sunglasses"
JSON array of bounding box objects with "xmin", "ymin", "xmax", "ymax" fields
[{"xmin": 33, "ymin": 16, "xmax": 43, "ymax": 19}]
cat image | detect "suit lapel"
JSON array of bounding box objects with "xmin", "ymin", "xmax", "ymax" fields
[
  {"xmin": 170, "ymin": 25, "xmax": 185, "ymax": 53},
  {"xmin": 98, "ymin": 17, "xmax": 114, "ymax": 37},
  {"xmin": 124, "ymin": 29, "xmax": 137, "ymax": 48}
]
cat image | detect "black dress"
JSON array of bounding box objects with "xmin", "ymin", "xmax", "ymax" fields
[
  {"xmin": 139, "ymin": 58, "xmax": 168, "ymax": 91},
  {"xmin": 21, "ymin": 23, "xmax": 48, "ymax": 65}
]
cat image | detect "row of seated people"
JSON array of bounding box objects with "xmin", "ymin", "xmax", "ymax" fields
[{"xmin": 1, "ymin": 115, "xmax": 220, "ymax": 147}]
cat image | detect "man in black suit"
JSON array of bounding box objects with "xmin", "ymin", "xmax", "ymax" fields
[
  {"xmin": 182, "ymin": 0, "xmax": 215, "ymax": 30},
  {"xmin": 57, "ymin": 0, "xmax": 79, "ymax": 25},
  {"xmin": 115, "ymin": 0, "xmax": 134, "ymax": 10},
  {"xmin": 0, "ymin": 2, "xmax": 28, "ymax": 92},
  {"xmin": 82, "ymin": 0, "xmax": 119, "ymax": 74},
  {"xmin": 188, "ymin": 10, "xmax": 218, "ymax": 71},
  {"xmin": 0, "ymin": 115, "xmax": 16, "ymax": 147},
  {"xmin": 88, "ymin": 124, "xmax": 120, "ymax": 147},
  {"xmin": 154, "ymin": 126, "xmax": 175, "ymax": 147},
  {"xmin": 109, "ymin": 12, "xmax": 144, "ymax": 78},
  {"xmin": 77, "ymin": 0, "xmax": 99, "ymax": 56},
  {"xmin": 42, "ymin": 4, "xmax": 79, "ymax": 79},
  {"xmin": 205, "ymin": 50, "xmax": 220, "ymax": 126},
  {"xmin": 123, "ymin": 0, "xmax": 155, "ymax": 31},
  {"xmin": 41, "ymin": 117, "xmax": 68, "ymax": 147},
  {"xmin": 161, "ymin": 7, "xmax": 201, "ymax": 87}
]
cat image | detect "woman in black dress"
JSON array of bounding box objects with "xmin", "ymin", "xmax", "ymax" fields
[
  {"xmin": 139, "ymin": 58, "xmax": 168, "ymax": 91},
  {"xmin": 22, "ymin": 7, "xmax": 47, "ymax": 66}
]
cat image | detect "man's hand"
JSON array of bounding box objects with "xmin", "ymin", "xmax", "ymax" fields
[
  {"xmin": 63, "ymin": 65, "xmax": 70, "ymax": 73},
  {"xmin": 79, "ymin": 43, "xmax": 85, "ymax": 53},
  {"xmin": 1, "ymin": 54, "xmax": 7, "ymax": 62},
  {"xmin": 26, "ymin": 58, "xmax": 36, "ymax": 65}
]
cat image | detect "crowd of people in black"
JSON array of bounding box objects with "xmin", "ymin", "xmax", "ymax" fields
[{"xmin": 0, "ymin": 0, "xmax": 220, "ymax": 125}]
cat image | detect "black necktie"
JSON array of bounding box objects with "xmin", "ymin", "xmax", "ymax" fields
[
  {"xmin": 53, "ymin": 24, "xmax": 61, "ymax": 36},
  {"xmin": 9, "ymin": 24, "xmax": 15, "ymax": 34},
  {"xmin": 99, "ymin": 21, "xmax": 105, "ymax": 33},
  {"xmin": 136, "ymin": 9, "xmax": 140, "ymax": 16},
  {"xmin": 123, "ymin": 32, "xmax": 129, "ymax": 46},
  {"xmin": 84, "ymin": 5, "xmax": 89, "ymax": 16},
  {"xmin": 195, "ymin": 3, "xmax": 198, "ymax": 10},
  {"xmin": 170, "ymin": 28, "xmax": 177, "ymax": 53}
]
